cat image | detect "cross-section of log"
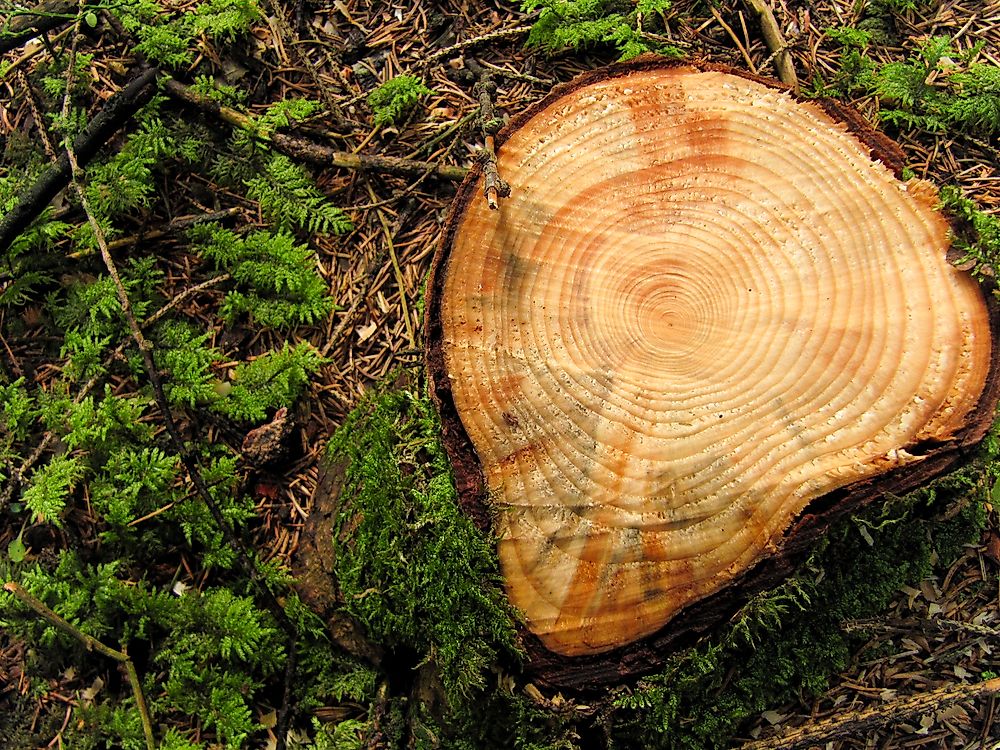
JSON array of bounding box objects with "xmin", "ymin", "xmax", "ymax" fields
[{"xmin": 426, "ymin": 60, "xmax": 998, "ymax": 670}]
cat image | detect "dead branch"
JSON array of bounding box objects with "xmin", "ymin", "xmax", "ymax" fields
[
  {"xmin": 743, "ymin": 0, "xmax": 798, "ymax": 90},
  {"xmin": 423, "ymin": 25, "xmax": 533, "ymax": 67},
  {"xmin": 162, "ymin": 79, "xmax": 469, "ymax": 181},
  {"xmin": 472, "ymin": 70, "xmax": 509, "ymax": 210},
  {"xmin": 0, "ymin": 66, "xmax": 160, "ymax": 253},
  {"xmin": 739, "ymin": 677, "xmax": 1000, "ymax": 750},
  {"xmin": 102, "ymin": 207, "xmax": 242, "ymax": 252}
]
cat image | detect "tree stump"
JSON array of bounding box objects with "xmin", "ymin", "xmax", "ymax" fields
[{"xmin": 425, "ymin": 59, "xmax": 1000, "ymax": 687}]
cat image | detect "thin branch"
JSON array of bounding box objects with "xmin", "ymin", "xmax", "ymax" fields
[
  {"xmin": 365, "ymin": 183, "xmax": 415, "ymax": 347},
  {"xmin": 101, "ymin": 208, "xmax": 242, "ymax": 253},
  {"xmin": 4, "ymin": 582, "xmax": 156, "ymax": 750},
  {"xmin": 62, "ymin": 109, "xmax": 297, "ymax": 636},
  {"xmin": 709, "ymin": 5, "xmax": 757, "ymax": 75},
  {"xmin": 423, "ymin": 24, "xmax": 533, "ymax": 67},
  {"xmin": 743, "ymin": 0, "xmax": 798, "ymax": 90},
  {"xmin": 739, "ymin": 677, "xmax": 1000, "ymax": 750},
  {"xmin": 472, "ymin": 70, "xmax": 509, "ymax": 210},
  {"xmin": 0, "ymin": 24, "xmax": 73, "ymax": 82},
  {"xmin": 16, "ymin": 67, "xmax": 58, "ymax": 159},
  {"xmin": 162, "ymin": 79, "xmax": 468, "ymax": 181}
]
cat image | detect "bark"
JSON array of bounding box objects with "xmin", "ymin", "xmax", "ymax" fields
[
  {"xmin": 424, "ymin": 57, "xmax": 1000, "ymax": 689},
  {"xmin": 292, "ymin": 458, "xmax": 384, "ymax": 666}
]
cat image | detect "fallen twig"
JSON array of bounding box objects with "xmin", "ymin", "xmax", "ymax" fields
[
  {"xmin": 4, "ymin": 582, "xmax": 156, "ymax": 750},
  {"xmin": 163, "ymin": 79, "xmax": 469, "ymax": 181},
  {"xmin": 423, "ymin": 24, "xmax": 533, "ymax": 67},
  {"xmin": 0, "ymin": 66, "xmax": 160, "ymax": 253},
  {"xmin": 843, "ymin": 615, "xmax": 1000, "ymax": 639},
  {"xmin": 739, "ymin": 677, "xmax": 1000, "ymax": 750},
  {"xmin": 102, "ymin": 208, "xmax": 242, "ymax": 252},
  {"xmin": 472, "ymin": 70, "xmax": 509, "ymax": 210},
  {"xmin": 65, "ymin": 113, "xmax": 304, "ymax": 750},
  {"xmin": 743, "ymin": 0, "xmax": 798, "ymax": 90}
]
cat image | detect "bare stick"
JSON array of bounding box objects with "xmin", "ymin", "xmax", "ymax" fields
[
  {"xmin": 743, "ymin": 0, "xmax": 798, "ymax": 90},
  {"xmin": 739, "ymin": 677, "xmax": 1000, "ymax": 750},
  {"xmin": 473, "ymin": 71, "xmax": 510, "ymax": 210},
  {"xmin": 4, "ymin": 582, "xmax": 156, "ymax": 750},
  {"xmin": 162, "ymin": 79, "xmax": 468, "ymax": 181},
  {"xmin": 423, "ymin": 25, "xmax": 533, "ymax": 67},
  {"xmin": 68, "ymin": 114, "xmax": 302, "ymax": 750}
]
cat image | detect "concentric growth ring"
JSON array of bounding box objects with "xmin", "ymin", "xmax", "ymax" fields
[{"xmin": 429, "ymin": 61, "xmax": 993, "ymax": 658}]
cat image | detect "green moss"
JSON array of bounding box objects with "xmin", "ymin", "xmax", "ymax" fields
[{"xmin": 328, "ymin": 379, "xmax": 521, "ymax": 712}]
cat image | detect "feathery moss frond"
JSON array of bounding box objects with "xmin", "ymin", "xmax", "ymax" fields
[{"xmin": 367, "ymin": 75, "xmax": 434, "ymax": 127}]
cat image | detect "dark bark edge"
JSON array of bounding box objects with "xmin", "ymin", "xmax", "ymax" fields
[{"xmin": 424, "ymin": 56, "xmax": 1000, "ymax": 691}]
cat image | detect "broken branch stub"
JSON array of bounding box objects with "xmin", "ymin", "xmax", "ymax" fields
[{"xmin": 425, "ymin": 59, "xmax": 999, "ymax": 686}]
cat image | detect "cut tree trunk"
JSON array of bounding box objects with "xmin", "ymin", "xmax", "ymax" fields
[{"xmin": 424, "ymin": 58, "xmax": 1000, "ymax": 689}]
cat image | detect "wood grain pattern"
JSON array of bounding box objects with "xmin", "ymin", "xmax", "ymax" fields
[{"xmin": 430, "ymin": 62, "xmax": 993, "ymax": 657}]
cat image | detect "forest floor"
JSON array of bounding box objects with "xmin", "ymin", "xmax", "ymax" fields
[{"xmin": 2, "ymin": 0, "xmax": 1000, "ymax": 748}]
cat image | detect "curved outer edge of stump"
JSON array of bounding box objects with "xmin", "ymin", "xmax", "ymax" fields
[{"xmin": 424, "ymin": 56, "xmax": 1000, "ymax": 692}]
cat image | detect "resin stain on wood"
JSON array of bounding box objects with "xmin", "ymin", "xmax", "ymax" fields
[{"xmin": 425, "ymin": 59, "xmax": 998, "ymax": 670}]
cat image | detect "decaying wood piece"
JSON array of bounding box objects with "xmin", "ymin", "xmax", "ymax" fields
[{"xmin": 425, "ymin": 58, "xmax": 1000, "ymax": 687}]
